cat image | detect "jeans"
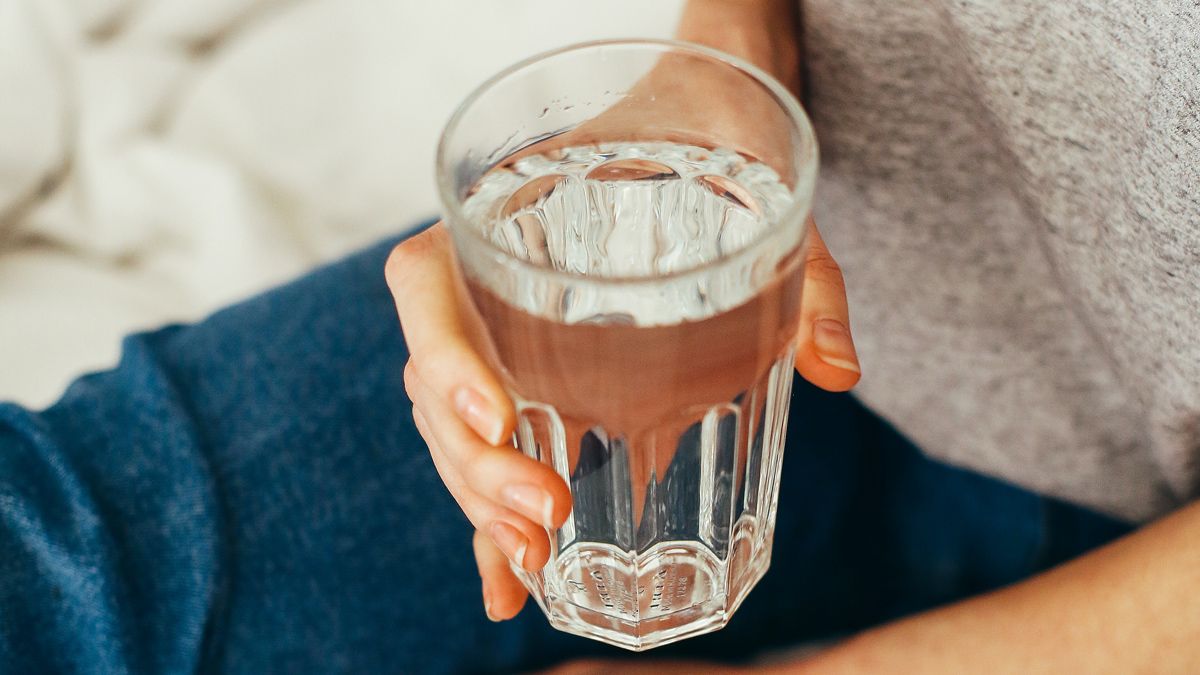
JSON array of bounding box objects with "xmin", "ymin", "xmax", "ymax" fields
[{"xmin": 0, "ymin": 228, "xmax": 1132, "ymax": 674}]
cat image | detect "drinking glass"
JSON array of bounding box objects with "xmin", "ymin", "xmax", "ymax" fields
[{"xmin": 436, "ymin": 39, "xmax": 817, "ymax": 651}]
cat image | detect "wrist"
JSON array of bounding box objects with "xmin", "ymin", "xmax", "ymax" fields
[{"xmin": 675, "ymin": 0, "xmax": 800, "ymax": 92}]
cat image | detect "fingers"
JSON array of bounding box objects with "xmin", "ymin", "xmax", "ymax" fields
[
  {"xmin": 794, "ymin": 219, "xmax": 861, "ymax": 392},
  {"xmin": 386, "ymin": 223, "xmax": 513, "ymax": 445},
  {"xmin": 388, "ymin": 223, "xmax": 573, "ymax": 574},
  {"xmin": 407, "ymin": 368, "xmax": 569, "ymax": 572},
  {"xmin": 474, "ymin": 529, "xmax": 529, "ymax": 621},
  {"xmin": 406, "ymin": 364, "xmax": 572, "ymax": 527}
]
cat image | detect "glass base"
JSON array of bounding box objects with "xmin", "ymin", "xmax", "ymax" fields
[{"xmin": 517, "ymin": 521, "xmax": 775, "ymax": 651}]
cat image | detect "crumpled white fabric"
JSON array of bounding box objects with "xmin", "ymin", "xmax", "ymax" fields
[{"xmin": 0, "ymin": 0, "xmax": 682, "ymax": 407}]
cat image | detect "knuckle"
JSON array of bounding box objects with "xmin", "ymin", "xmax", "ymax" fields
[
  {"xmin": 805, "ymin": 248, "xmax": 845, "ymax": 285},
  {"xmin": 453, "ymin": 497, "xmax": 484, "ymax": 531},
  {"xmin": 403, "ymin": 359, "xmax": 420, "ymax": 395},
  {"xmin": 414, "ymin": 340, "xmax": 476, "ymax": 388},
  {"xmin": 461, "ymin": 446, "xmax": 512, "ymax": 490},
  {"xmin": 383, "ymin": 245, "xmax": 414, "ymax": 286},
  {"xmin": 411, "ymin": 407, "xmax": 438, "ymax": 451},
  {"xmin": 460, "ymin": 447, "xmax": 491, "ymax": 487},
  {"xmin": 384, "ymin": 225, "xmax": 447, "ymax": 285},
  {"xmin": 454, "ymin": 489, "xmax": 492, "ymax": 529},
  {"xmin": 472, "ymin": 530, "xmax": 490, "ymax": 557},
  {"xmin": 441, "ymin": 470, "xmax": 471, "ymax": 500},
  {"xmin": 430, "ymin": 448, "xmax": 477, "ymax": 513}
]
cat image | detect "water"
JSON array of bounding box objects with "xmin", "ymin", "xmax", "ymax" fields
[
  {"xmin": 460, "ymin": 142, "xmax": 802, "ymax": 650},
  {"xmin": 462, "ymin": 142, "xmax": 796, "ymax": 325}
]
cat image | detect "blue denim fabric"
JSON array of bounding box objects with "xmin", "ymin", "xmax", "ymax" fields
[{"xmin": 0, "ymin": 228, "xmax": 1132, "ymax": 674}]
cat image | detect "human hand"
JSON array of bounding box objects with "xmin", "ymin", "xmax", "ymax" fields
[
  {"xmin": 386, "ymin": 214, "xmax": 857, "ymax": 621},
  {"xmin": 385, "ymin": 0, "xmax": 858, "ymax": 624}
]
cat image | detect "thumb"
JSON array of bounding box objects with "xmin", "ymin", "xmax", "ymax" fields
[{"xmin": 794, "ymin": 218, "xmax": 861, "ymax": 392}]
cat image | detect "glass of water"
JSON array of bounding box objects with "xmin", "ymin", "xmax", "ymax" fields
[{"xmin": 436, "ymin": 39, "xmax": 817, "ymax": 651}]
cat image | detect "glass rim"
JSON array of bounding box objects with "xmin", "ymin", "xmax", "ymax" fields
[{"xmin": 435, "ymin": 38, "xmax": 818, "ymax": 287}]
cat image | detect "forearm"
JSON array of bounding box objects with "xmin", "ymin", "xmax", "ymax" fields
[
  {"xmin": 789, "ymin": 502, "xmax": 1200, "ymax": 673},
  {"xmin": 676, "ymin": 0, "xmax": 801, "ymax": 92}
]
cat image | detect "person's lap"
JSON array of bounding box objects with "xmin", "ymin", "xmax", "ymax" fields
[
  {"xmin": 2, "ymin": 226, "xmax": 1131, "ymax": 674},
  {"xmin": 221, "ymin": 228, "xmax": 1130, "ymax": 672}
]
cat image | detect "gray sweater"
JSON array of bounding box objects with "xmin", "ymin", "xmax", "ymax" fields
[{"xmin": 802, "ymin": 0, "xmax": 1199, "ymax": 521}]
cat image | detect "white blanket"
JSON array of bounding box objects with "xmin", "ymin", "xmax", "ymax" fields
[{"xmin": 0, "ymin": 0, "xmax": 682, "ymax": 407}]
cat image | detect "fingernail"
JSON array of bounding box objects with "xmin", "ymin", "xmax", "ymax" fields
[
  {"xmin": 812, "ymin": 319, "xmax": 861, "ymax": 373},
  {"xmin": 502, "ymin": 483, "xmax": 556, "ymax": 528},
  {"xmin": 489, "ymin": 521, "xmax": 530, "ymax": 570},
  {"xmin": 483, "ymin": 582, "xmax": 500, "ymax": 622},
  {"xmin": 454, "ymin": 387, "xmax": 505, "ymax": 445}
]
